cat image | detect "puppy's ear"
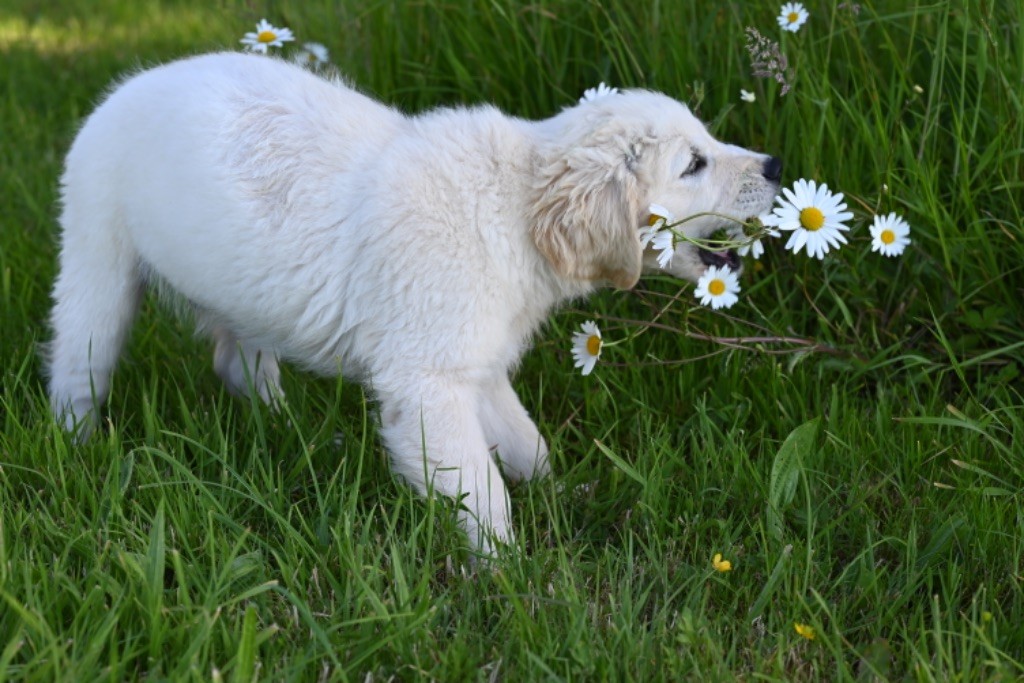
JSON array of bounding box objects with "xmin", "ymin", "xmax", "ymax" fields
[{"xmin": 530, "ymin": 126, "xmax": 647, "ymax": 290}]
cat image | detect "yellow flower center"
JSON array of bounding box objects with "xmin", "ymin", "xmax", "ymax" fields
[
  {"xmin": 788, "ymin": 12, "xmax": 800, "ymax": 23},
  {"xmin": 708, "ymin": 279, "xmax": 726, "ymax": 296},
  {"xmin": 880, "ymin": 229, "xmax": 896, "ymax": 244},
  {"xmin": 799, "ymin": 207, "xmax": 825, "ymax": 231},
  {"xmin": 586, "ymin": 335, "xmax": 602, "ymax": 356},
  {"xmin": 648, "ymin": 213, "xmax": 665, "ymax": 226},
  {"xmin": 257, "ymin": 30, "xmax": 277, "ymax": 43}
]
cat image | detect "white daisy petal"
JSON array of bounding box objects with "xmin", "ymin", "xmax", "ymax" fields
[
  {"xmin": 791, "ymin": 229, "xmax": 808, "ymax": 251},
  {"xmin": 737, "ymin": 238, "xmax": 764, "ymax": 259},
  {"xmin": 639, "ymin": 224, "xmax": 659, "ymax": 248},
  {"xmin": 813, "ymin": 183, "xmax": 830, "ymax": 207},
  {"xmin": 648, "ymin": 203, "xmax": 674, "ymax": 223},
  {"xmin": 759, "ymin": 211, "xmax": 781, "ymax": 228},
  {"xmin": 653, "ymin": 230, "xmax": 675, "ymax": 268},
  {"xmin": 781, "ymin": 185, "xmax": 800, "ymax": 207}
]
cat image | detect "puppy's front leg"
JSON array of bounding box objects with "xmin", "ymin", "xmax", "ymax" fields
[
  {"xmin": 478, "ymin": 374, "xmax": 550, "ymax": 483},
  {"xmin": 379, "ymin": 380, "xmax": 512, "ymax": 556}
]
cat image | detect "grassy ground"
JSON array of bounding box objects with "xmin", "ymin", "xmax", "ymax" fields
[{"xmin": 1, "ymin": 0, "xmax": 1022, "ymax": 680}]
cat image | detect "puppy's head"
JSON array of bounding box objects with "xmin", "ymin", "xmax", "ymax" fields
[{"xmin": 530, "ymin": 90, "xmax": 781, "ymax": 288}]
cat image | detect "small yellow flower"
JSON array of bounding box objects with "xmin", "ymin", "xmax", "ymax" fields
[
  {"xmin": 794, "ymin": 622, "xmax": 815, "ymax": 640},
  {"xmin": 712, "ymin": 553, "xmax": 733, "ymax": 572}
]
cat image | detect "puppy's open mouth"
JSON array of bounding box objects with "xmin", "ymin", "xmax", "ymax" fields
[
  {"xmin": 698, "ymin": 246, "xmax": 741, "ymax": 270},
  {"xmin": 696, "ymin": 223, "xmax": 746, "ymax": 271}
]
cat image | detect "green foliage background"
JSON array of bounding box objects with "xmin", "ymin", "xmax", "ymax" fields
[{"xmin": 1, "ymin": 0, "xmax": 1021, "ymax": 680}]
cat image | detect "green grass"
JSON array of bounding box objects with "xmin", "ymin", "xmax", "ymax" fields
[{"xmin": 2, "ymin": 0, "xmax": 1023, "ymax": 679}]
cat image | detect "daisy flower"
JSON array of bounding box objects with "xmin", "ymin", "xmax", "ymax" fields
[
  {"xmin": 571, "ymin": 321, "xmax": 603, "ymax": 376},
  {"xmin": 642, "ymin": 203, "xmax": 673, "ymax": 242},
  {"xmin": 762, "ymin": 179, "xmax": 853, "ymax": 260},
  {"xmin": 869, "ymin": 212, "xmax": 911, "ymax": 257},
  {"xmin": 712, "ymin": 553, "xmax": 734, "ymax": 572},
  {"xmin": 640, "ymin": 204, "xmax": 676, "ymax": 268},
  {"xmin": 694, "ymin": 266, "xmax": 741, "ymax": 310},
  {"xmin": 294, "ymin": 42, "xmax": 330, "ymax": 69},
  {"xmin": 794, "ymin": 622, "xmax": 816, "ymax": 640},
  {"xmin": 580, "ymin": 82, "xmax": 619, "ymax": 103},
  {"xmin": 240, "ymin": 19, "xmax": 295, "ymax": 54},
  {"xmin": 778, "ymin": 2, "xmax": 809, "ymax": 32},
  {"xmin": 740, "ymin": 89, "xmax": 756, "ymax": 103}
]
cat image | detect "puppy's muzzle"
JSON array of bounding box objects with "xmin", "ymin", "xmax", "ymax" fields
[{"xmin": 696, "ymin": 155, "xmax": 782, "ymax": 271}]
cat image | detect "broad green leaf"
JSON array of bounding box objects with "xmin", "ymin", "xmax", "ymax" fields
[{"xmin": 766, "ymin": 418, "xmax": 819, "ymax": 541}]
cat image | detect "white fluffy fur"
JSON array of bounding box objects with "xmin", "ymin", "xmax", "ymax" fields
[{"xmin": 48, "ymin": 53, "xmax": 779, "ymax": 554}]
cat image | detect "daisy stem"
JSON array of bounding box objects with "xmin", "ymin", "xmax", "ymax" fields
[
  {"xmin": 598, "ymin": 279, "xmax": 693, "ymax": 348},
  {"xmin": 661, "ymin": 212, "xmax": 774, "ymax": 251}
]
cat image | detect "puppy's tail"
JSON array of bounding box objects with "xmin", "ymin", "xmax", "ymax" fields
[{"xmin": 46, "ymin": 145, "xmax": 142, "ymax": 435}]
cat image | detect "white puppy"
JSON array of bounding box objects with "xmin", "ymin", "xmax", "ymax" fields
[{"xmin": 48, "ymin": 53, "xmax": 780, "ymax": 554}]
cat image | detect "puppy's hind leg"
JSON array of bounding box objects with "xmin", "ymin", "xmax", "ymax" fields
[
  {"xmin": 212, "ymin": 327, "xmax": 283, "ymax": 406},
  {"xmin": 47, "ymin": 206, "xmax": 142, "ymax": 437}
]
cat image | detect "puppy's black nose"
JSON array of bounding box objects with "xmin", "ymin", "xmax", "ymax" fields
[{"xmin": 762, "ymin": 156, "xmax": 783, "ymax": 182}]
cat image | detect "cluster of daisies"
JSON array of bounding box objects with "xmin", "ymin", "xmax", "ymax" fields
[
  {"xmin": 571, "ymin": 5, "xmax": 914, "ymax": 377},
  {"xmin": 572, "ymin": 179, "xmax": 913, "ymax": 375},
  {"xmin": 239, "ymin": 19, "xmax": 329, "ymax": 70}
]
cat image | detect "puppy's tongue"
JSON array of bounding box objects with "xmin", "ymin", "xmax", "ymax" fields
[{"xmin": 698, "ymin": 247, "xmax": 740, "ymax": 270}]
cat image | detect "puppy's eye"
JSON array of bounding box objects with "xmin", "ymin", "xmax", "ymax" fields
[{"xmin": 680, "ymin": 154, "xmax": 707, "ymax": 178}]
